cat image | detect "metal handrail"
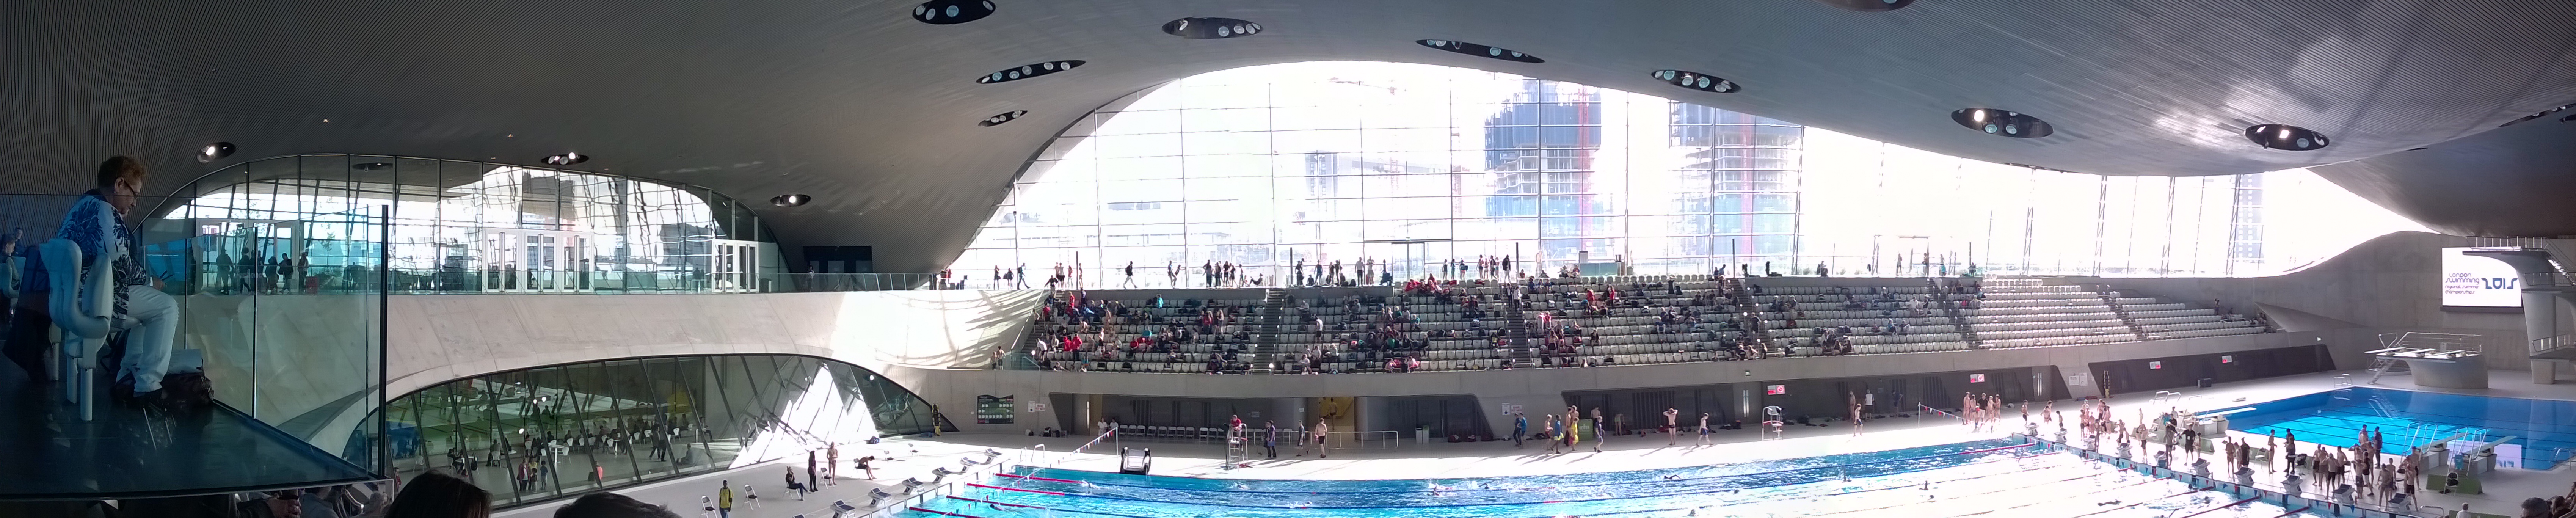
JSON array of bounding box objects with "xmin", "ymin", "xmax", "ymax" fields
[{"xmin": 2534, "ymin": 334, "xmax": 2576, "ymax": 356}]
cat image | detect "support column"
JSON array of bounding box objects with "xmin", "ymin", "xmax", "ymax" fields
[{"xmin": 2464, "ymin": 249, "xmax": 2562, "ymax": 384}]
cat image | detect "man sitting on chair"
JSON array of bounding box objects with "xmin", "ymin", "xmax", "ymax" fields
[{"xmin": 56, "ymin": 157, "xmax": 180, "ymax": 407}]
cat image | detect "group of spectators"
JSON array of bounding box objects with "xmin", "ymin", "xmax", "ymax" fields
[{"xmin": 1024, "ymin": 270, "xmax": 2293, "ymax": 376}]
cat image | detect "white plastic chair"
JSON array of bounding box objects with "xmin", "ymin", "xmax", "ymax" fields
[{"xmin": 41, "ymin": 238, "xmax": 119, "ymax": 422}]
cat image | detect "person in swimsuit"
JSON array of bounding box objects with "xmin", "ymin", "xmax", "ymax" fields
[
  {"xmin": 1697, "ymin": 413, "xmax": 1713, "ymax": 446},
  {"xmin": 1664, "ymin": 408, "xmax": 1682, "ymax": 446}
]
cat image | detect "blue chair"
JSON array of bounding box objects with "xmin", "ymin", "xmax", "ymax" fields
[{"xmin": 41, "ymin": 238, "xmax": 118, "ymax": 422}]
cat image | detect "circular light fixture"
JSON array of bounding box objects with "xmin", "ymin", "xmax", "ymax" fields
[
  {"xmin": 1810, "ymin": 0, "xmax": 1913, "ymax": 11},
  {"xmin": 351, "ymin": 162, "xmax": 393, "ymax": 171},
  {"xmin": 1416, "ymin": 39, "xmax": 1542, "ymax": 63},
  {"xmin": 1650, "ymin": 70, "xmax": 1739, "ymax": 93},
  {"xmin": 196, "ymin": 142, "xmax": 236, "ymax": 163},
  {"xmin": 1162, "ymin": 17, "xmax": 1261, "ymax": 39},
  {"xmin": 2243, "ymin": 124, "xmax": 2329, "ymax": 151},
  {"xmin": 976, "ymin": 60, "xmax": 1084, "ymax": 84},
  {"xmin": 771, "ymin": 194, "xmax": 811, "ymax": 207},
  {"xmin": 911, "ymin": 0, "xmax": 996, "ymax": 24},
  {"xmin": 979, "ymin": 110, "xmax": 1029, "ymax": 127},
  {"xmin": 543, "ymin": 152, "xmax": 589, "ymax": 165},
  {"xmin": 1950, "ymin": 108, "xmax": 2053, "ymax": 138}
]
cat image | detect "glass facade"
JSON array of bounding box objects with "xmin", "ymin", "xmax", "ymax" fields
[
  {"xmin": 372, "ymin": 355, "xmax": 949, "ymax": 507},
  {"xmin": 951, "ymin": 61, "xmax": 2424, "ymax": 284},
  {"xmin": 149, "ymin": 154, "xmax": 779, "ymax": 294}
]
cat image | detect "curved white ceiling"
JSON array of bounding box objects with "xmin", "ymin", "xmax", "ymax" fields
[{"xmin": 5, "ymin": 0, "xmax": 2572, "ymax": 271}]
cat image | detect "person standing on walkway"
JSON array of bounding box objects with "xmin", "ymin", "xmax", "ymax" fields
[
  {"xmin": 806, "ymin": 451, "xmax": 819, "ymax": 500},
  {"xmin": 716, "ymin": 480, "xmax": 734, "ymax": 518},
  {"xmin": 1263, "ymin": 421, "xmax": 1279, "ymax": 459},
  {"xmin": 1313, "ymin": 419, "xmax": 1331, "ymax": 459},
  {"xmin": 1513, "ymin": 412, "xmax": 1528, "ymax": 448},
  {"xmin": 827, "ymin": 443, "xmax": 841, "ymax": 485},
  {"xmin": 1664, "ymin": 408, "xmax": 1681, "ymax": 446}
]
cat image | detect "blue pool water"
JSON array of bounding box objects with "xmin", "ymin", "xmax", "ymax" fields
[
  {"xmin": 2222, "ymin": 386, "xmax": 2576, "ymax": 469},
  {"xmin": 902, "ymin": 438, "xmax": 2321, "ymax": 518}
]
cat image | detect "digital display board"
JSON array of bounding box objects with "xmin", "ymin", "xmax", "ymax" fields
[{"xmin": 2443, "ymin": 247, "xmax": 2522, "ymax": 308}]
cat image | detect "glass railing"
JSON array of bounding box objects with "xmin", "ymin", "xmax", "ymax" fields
[{"xmin": 0, "ymin": 193, "xmax": 386, "ymax": 498}]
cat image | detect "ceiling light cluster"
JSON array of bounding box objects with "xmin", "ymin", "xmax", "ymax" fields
[
  {"xmin": 1810, "ymin": 0, "xmax": 1913, "ymax": 11},
  {"xmin": 1162, "ymin": 17, "xmax": 1261, "ymax": 39},
  {"xmin": 1950, "ymin": 108, "xmax": 2054, "ymax": 138},
  {"xmin": 979, "ymin": 110, "xmax": 1029, "ymax": 127},
  {"xmin": 1416, "ymin": 39, "xmax": 1543, "ymax": 63},
  {"xmin": 2243, "ymin": 124, "xmax": 2330, "ymax": 151},
  {"xmin": 912, "ymin": 0, "xmax": 995, "ymax": 24},
  {"xmin": 976, "ymin": 61, "xmax": 1084, "ymax": 84},
  {"xmin": 2500, "ymin": 102, "xmax": 2576, "ymax": 127},
  {"xmin": 543, "ymin": 152, "xmax": 589, "ymax": 165},
  {"xmin": 772, "ymin": 194, "xmax": 811, "ymax": 207},
  {"xmin": 196, "ymin": 142, "xmax": 235, "ymax": 163},
  {"xmin": 1652, "ymin": 70, "xmax": 1739, "ymax": 93}
]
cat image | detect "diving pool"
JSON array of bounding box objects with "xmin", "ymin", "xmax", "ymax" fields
[
  {"xmin": 2221, "ymin": 386, "xmax": 2576, "ymax": 469},
  {"xmin": 902, "ymin": 438, "xmax": 2320, "ymax": 518}
]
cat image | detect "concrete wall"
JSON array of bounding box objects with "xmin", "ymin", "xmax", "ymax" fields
[
  {"xmin": 2079, "ymin": 231, "xmax": 2541, "ymax": 369},
  {"xmin": 384, "ymin": 289, "xmax": 1045, "ymax": 398}
]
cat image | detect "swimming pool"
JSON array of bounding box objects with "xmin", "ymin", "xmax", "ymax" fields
[
  {"xmin": 901, "ymin": 438, "xmax": 2320, "ymax": 518},
  {"xmin": 2221, "ymin": 386, "xmax": 2576, "ymax": 469}
]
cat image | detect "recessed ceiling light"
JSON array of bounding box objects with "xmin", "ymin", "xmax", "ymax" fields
[
  {"xmin": 196, "ymin": 142, "xmax": 235, "ymax": 163},
  {"xmin": 544, "ymin": 152, "xmax": 589, "ymax": 165},
  {"xmin": 1416, "ymin": 39, "xmax": 1542, "ymax": 63},
  {"xmin": 912, "ymin": 0, "xmax": 996, "ymax": 24},
  {"xmin": 772, "ymin": 194, "xmax": 811, "ymax": 207},
  {"xmin": 979, "ymin": 110, "xmax": 1030, "ymax": 127},
  {"xmin": 1810, "ymin": 0, "xmax": 1913, "ymax": 11},
  {"xmin": 1950, "ymin": 108, "xmax": 2053, "ymax": 138},
  {"xmin": 1163, "ymin": 17, "xmax": 1262, "ymax": 39},
  {"xmin": 351, "ymin": 162, "xmax": 392, "ymax": 171},
  {"xmin": 1650, "ymin": 70, "xmax": 1740, "ymax": 93},
  {"xmin": 2243, "ymin": 124, "xmax": 2329, "ymax": 151},
  {"xmin": 976, "ymin": 60, "xmax": 1085, "ymax": 84}
]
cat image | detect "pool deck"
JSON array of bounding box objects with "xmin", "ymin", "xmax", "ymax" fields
[{"xmin": 498, "ymin": 368, "xmax": 2576, "ymax": 518}]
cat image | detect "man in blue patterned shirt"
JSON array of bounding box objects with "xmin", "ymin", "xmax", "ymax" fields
[{"xmin": 58, "ymin": 156, "xmax": 180, "ymax": 405}]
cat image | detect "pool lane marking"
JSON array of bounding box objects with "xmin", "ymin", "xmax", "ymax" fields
[
  {"xmin": 2271, "ymin": 505, "xmax": 2312, "ymax": 518},
  {"xmin": 2060, "ymin": 488, "xmax": 2210, "ymax": 518},
  {"xmin": 1796, "ymin": 464, "xmax": 2126, "ymax": 517},
  {"xmin": 973, "ymin": 451, "xmax": 2071, "ymax": 513},
  {"xmin": 2171, "ymin": 496, "xmax": 2265, "ymax": 518},
  {"xmin": 946, "ymin": 495, "xmax": 1043, "ymax": 508},
  {"xmin": 992, "ymin": 474, "xmax": 1083, "ymax": 484},
  {"xmin": 907, "ymin": 506, "xmax": 987, "ymax": 518},
  {"xmin": 1942, "ymin": 474, "xmax": 2168, "ymax": 517},
  {"xmin": 1015, "ymin": 440, "xmax": 2038, "ymax": 495},
  {"xmin": 968, "ymin": 484, "xmax": 1072, "ymax": 494}
]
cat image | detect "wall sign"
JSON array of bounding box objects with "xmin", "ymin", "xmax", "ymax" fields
[
  {"xmin": 2220, "ymin": 355, "xmax": 2234, "ymax": 364},
  {"xmin": 1765, "ymin": 384, "xmax": 1787, "ymax": 395},
  {"xmin": 1027, "ymin": 402, "xmax": 1049, "ymax": 412},
  {"xmin": 2441, "ymin": 248, "xmax": 2522, "ymax": 308},
  {"xmin": 976, "ymin": 395, "xmax": 1016, "ymax": 424},
  {"xmin": 2148, "ymin": 361, "xmax": 2163, "ymax": 370},
  {"xmin": 1968, "ymin": 373, "xmax": 1986, "ymax": 383}
]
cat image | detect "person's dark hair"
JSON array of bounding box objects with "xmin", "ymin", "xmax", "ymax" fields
[
  {"xmin": 96, "ymin": 155, "xmax": 146, "ymax": 190},
  {"xmin": 385, "ymin": 471, "xmax": 491, "ymax": 518},
  {"xmin": 554, "ymin": 492, "xmax": 681, "ymax": 518}
]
